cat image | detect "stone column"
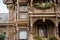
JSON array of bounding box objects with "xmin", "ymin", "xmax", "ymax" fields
[
  {"xmin": 55, "ymin": 23, "xmax": 59, "ymax": 39},
  {"xmin": 55, "ymin": 11, "xmax": 59, "ymax": 39},
  {"xmin": 17, "ymin": 0, "xmax": 19, "ymax": 20},
  {"xmin": 29, "ymin": 16, "xmax": 33, "ymax": 40},
  {"xmin": 31, "ymin": 0, "xmax": 33, "ymax": 6},
  {"xmin": 14, "ymin": 26, "xmax": 16, "ymax": 40},
  {"xmin": 6, "ymin": 26, "xmax": 9, "ymax": 40},
  {"xmin": 15, "ymin": 6, "xmax": 17, "ymax": 21},
  {"xmin": 16, "ymin": 24, "xmax": 19, "ymax": 40},
  {"xmin": 7, "ymin": 4, "xmax": 15, "ymax": 23}
]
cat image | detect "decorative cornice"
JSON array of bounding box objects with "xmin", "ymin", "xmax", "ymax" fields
[
  {"xmin": 3, "ymin": 0, "xmax": 15, "ymax": 4},
  {"xmin": 3, "ymin": 0, "xmax": 8, "ymax": 4}
]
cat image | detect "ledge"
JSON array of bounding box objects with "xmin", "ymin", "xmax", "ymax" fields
[
  {"xmin": 3, "ymin": 0, "xmax": 14, "ymax": 4},
  {"xmin": 29, "ymin": 15, "xmax": 56, "ymax": 17},
  {"xmin": 0, "ymin": 23, "xmax": 14, "ymax": 26}
]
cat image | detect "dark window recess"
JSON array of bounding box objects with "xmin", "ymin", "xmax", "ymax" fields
[
  {"xmin": 58, "ymin": 22, "xmax": 60, "ymax": 37},
  {"xmin": 43, "ymin": 0, "xmax": 50, "ymax": 3},
  {"xmin": 3, "ymin": 32, "xmax": 6, "ymax": 35},
  {"xmin": 58, "ymin": 27, "xmax": 60, "ymax": 37},
  {"xmin": 56, "ymin": 0, "xmax": 58, "ymax": 4},
  {"xmin": 52, "ymin": 0, "xmax": 54, "ymax": 3}
]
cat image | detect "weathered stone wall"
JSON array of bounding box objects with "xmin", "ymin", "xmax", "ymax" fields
[
  {"xmin": 8, "ymin": 26, "xmax": 14, "ymax": 40},
  {"xmin": 0, "ymin": 26, "xmax": 6, "ymax": 33},
  {"xmin": 7, "ymin": 4, "xmax": 15, "ymax": 23}
]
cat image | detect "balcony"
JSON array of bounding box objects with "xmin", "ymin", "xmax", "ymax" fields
[
  {"xmin": 29, "ymin": 0, "xmax": 59, "ymax": 14},
  {"xmin": 29, "ymin": 2, "xmax": 55, "ymax": 13},
  {"xmin": 29, "ymin": 6, "xmax": 55, "ymax": 13}
]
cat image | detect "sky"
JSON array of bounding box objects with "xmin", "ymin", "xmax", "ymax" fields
[
  {"xmin": 0, "ymin": 0, "xmax": 9, "ymax": 13},
  {"xmin": 0, "ymin": 0, "xmax": 8, "ymax": 23},
  {"xmin": 0, "ymin": 13, "xmax": 8, "ymax": 23}
]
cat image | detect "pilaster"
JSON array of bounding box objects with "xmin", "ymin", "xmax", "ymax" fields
[
  {"xmin": 55, "ymin": 23, "xmax": 59, "ymax": 39},
  {"xmin": 55, "ymin": 15, "xmax": 59, "ymax": 39},
  {"xmin": 29, "ymin": 15, "xmax": 33, "ymax": 40},
  {"xmin": 16, "ymin": 0, "xmax": 19, "ymax": 20},
  {"xmin": 16, "ymin": 24, "xmax": 19, "ymax": 40},
  {"xmin": 6, "ymin": 26, "xmax": 9, "ymax": 40},
  {"xmin": 7, "ymin": 4, "xmax": 15, "ymax": 23},
  {"xmin": 31, "ymin": 0, "xmax": 33, "ymax": 6}
]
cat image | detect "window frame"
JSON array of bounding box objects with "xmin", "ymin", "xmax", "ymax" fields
[
  {"xmin": 19, "ymin": 12, "xmax": 28, "ymax": 19},
  {"xmin": 18, "ymin": 30, "xmax": 28, "ymax": 40},
  {"xmin": 19, "ymin": 2, "xmax": 28, "ymax": 19},
  {"xmin": 19, "ymin": 5, "xmax": 28, "ymax": 12}
]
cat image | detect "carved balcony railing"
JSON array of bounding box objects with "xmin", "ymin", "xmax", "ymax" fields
[
  {"xmin": 29, "ymin": 4, "xmax": 60, "ymax": 17},
  {"xmin": 29, "ymin": 6, "xmax": 55, "ymax": 13}
]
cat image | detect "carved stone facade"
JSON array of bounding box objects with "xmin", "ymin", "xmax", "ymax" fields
[{"xmin": 1, "ymin": 0, "xmax": 60, "ymax": 40}]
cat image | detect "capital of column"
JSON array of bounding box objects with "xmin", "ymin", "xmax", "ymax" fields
[{"xmin": 7, "ymin": 4, "xmax": 14, "ymax": 11}]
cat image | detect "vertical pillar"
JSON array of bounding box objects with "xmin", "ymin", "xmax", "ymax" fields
[
  {"xmin": 16, "ymin": 24, "xmax": 19, "ymax": 40},
  {"xmin": 14, "ymin": 27, "xmax": 15, "ymax": 40},
  {"xmin": 43, "ymin": 17, "xmax": 45, "ymax": 22},
  {"xmin": 14, "ymin": 25, "xmax": 16, "ymax": 40},
  {"xmin": 7, "ymin": 4, "xmax": 15, "ymax": 23},
  {"xmin": 30, "ymin": 15, "xmax": 33, "ymax": 40},
  {"xmin": 6, "ymin": 26, "xmax": 9, "ymax": 40},
  {"xmin": 55, "ymin": 13, "xmax": 59, "ymax": 39},
  {"xmin": 15, "ymin": 6, "xmax": 17, "ymax": 21},
  {"xmin": 31, "ymin": 0, "xmax": 33, "ymax": 6},
  {"xmin": 55, "ymin": 23, "xmax": 59, "ymax": 39},
  {"xmin": 17, "ymin": 0, "xmax": 19, "ymax": 20}
]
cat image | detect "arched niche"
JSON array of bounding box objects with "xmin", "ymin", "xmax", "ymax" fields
[{"xmin": 33, "ymin": 19, "xmax": 55, "ymax": 38}]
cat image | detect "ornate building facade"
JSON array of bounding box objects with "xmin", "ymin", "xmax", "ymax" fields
[{"xmin": 1, "ymin": 0, "xmax": 60, "ymax": 40}]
